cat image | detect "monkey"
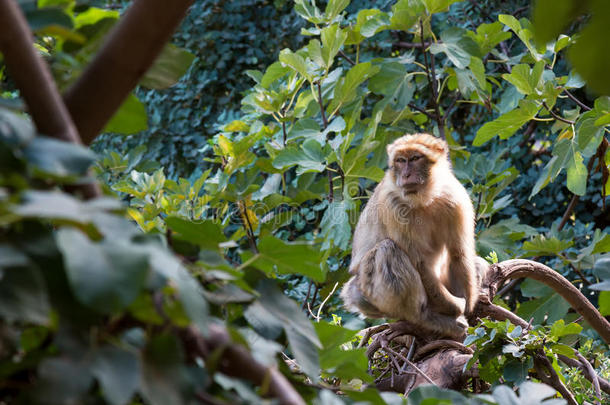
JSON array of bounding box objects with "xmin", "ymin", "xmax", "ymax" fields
[{"xmin": 341, "ymin": 133, "xmax": 480, "ymax": 339}]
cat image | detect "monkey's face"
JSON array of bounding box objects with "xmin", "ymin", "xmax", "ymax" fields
[{"xmin": 391, "ymin": 151, "xmax": 430, "ymax": 193}]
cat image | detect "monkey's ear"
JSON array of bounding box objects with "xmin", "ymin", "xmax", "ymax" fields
[{"xmin": 386, "ymin": 143, "xmax": 395, "ymax": 159}]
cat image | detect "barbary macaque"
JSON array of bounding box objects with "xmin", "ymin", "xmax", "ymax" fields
[{"xmin": 341, "ymin": 133, "xmax": 480, "ymax": 338}]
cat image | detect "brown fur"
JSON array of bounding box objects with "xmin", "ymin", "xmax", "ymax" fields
[{"xmin": 341, "ymin": 133, "xmax": 477, "ymax": 338}]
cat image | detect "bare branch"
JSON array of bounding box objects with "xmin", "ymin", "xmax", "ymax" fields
[
  {"xmin": 181, "ymin": 325, "xmax": 305, "ymax": 405},
  {"xmin": 64, "ymin": 0, "xmax": 194, "ymax": 145},
  {"xmin": 487, "ymin": 259, "xmax": 610, "ymax": 343},
  {"xmin": 0, "ymin": 0, "xmax": 100, "ymax": 199},
  {"xmin": 542, "ymin": 101, "xmax": 575, "ymax": 125}
]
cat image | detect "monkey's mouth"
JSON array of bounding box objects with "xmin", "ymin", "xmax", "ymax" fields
[{"xmin": 398, "ymin": 178, "xmax": 423, "ymax": 193}]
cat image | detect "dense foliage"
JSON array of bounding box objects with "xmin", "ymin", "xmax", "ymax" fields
[{"xmin": 1, "ymin": 0, "xmax": 610, "ymax": 404}]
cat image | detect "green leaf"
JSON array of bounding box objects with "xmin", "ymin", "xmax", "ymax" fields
[
  {"xmin": 273, "ymin": 138, "xmax": 327, "ymax": 174},
  {"xmin": 429, "ymin": 27, "xmax": 475, "ymax": 69},
  {"xmin": 140, "ymin": 44, "xmax": 195, "ymax": 89},
  {"xmin": 516, "ymin": 292, "xmax": 570, "ymax": 325},
  {"xmin": 532, "ymin": 0, "xmax": 582, "ymax": 46},
  {"xmin": 24, "ymin": 136, "xmax": 97, "ymax": 178},
  {"xmin": 14, "ymin": 190, "xmax": 122, "ymax": 225},
  {"xmin": 321, "ymin": 24, "xmax": 347, "ymax": 69},
  {"xmin": 502, "ymin": 358, "xmax": 530, "ymax": 383},
  {"xmin": 279, "ymin": 49, "xmax": 310, "ymax": 80},
  {"xmin": 474, "ymin": 100, "xmax": 539, "ymax": 146},
  {"xmin": 245, "ymin": 280, "xmax": 321, "ymax": 380},
  {"xmin": 165, "ymin": 216, "xmax": 226, "ymax": 251},
  {"xmin": 0, "ymin": 266, "xmax": 50, "ymax": 324},
  {"xmin": 499, "ymin": 14, "xmax": 543, "ymax": 60},
  {"xmin": 575, "ymin": 104, "xmax": 607, "ymax": 157},
  {"xmin": 567, "ymin": 1, "xmax": 610, "ymax": 94},
  {"xmin": 260, "ymin": 61, "xmax": 291, "ymax": 88},
  {"xmin": 294, "ymin": 0, "xmax": 324, "ymax": 24},
  {"xmin": 550, "ymin": 319, "xmax": 582, "ymax": 339},
  {"xmin": 551, "ymin": 138, "xmax": 588, "ymax": 196},
  {"xmin": 140, "ymin": 334, "xmax": 187, "ymax": 405},
  {"xmin": 242, "ymin": 236, "xmax": 325, "ymax": 282},
  {"xmin": 320, "ymin": 201, "xmax": 352, "ymax": 250},
  {"xmin": 92, "ymin": 346, "xmax": 140, "ymax": 405},
  {"xmin": 600, "ymin": 291, "xmax": 610, "ymax": 316},
  {"xmin": 467, "ymin": 22, "xmax": 512, "ymax": 55},
  {"xmin": 522, "ymin": 234, "xmax": 573, "ymax": 256},
  {"xmin": 369, "ymin": 61, "xmax": 415, "ymax": 110},
  {"xmin": 325, "ymin": 0, "xmax": 349, "ymax": 21},
  {"xmin": 57, "ymin": 229, "xmax": 149, "ymax": 314},
  {"xmin": 359, "ymin": 12, "xmax": 390, "ymax": 38},
  {"xmin": 328, "ymin": 62, "xmax": 380, "ymax": 113},
  {"xmin": 25, "ymin": 8, "xmax": 73, "ymax": 31},
  {"xmin": 501, "ymin": 61, "xmax": 545, "ymax": 95},
  {"xmin": 421, "ymin": 0, "xmax": 462, "ymax": 14},
  {"xmin": 390, "ymin": 0, "xmax": 425, "ymax": 31},
  {"xmin": 103, "ymin": 93, "xmax": 148, "ymax": 135}
]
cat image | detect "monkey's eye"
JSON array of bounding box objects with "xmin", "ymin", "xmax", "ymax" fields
[
  {"xmin": 410, "ymin": 155, "xmax": 422, "ymax": 162},
  {"xmin": 395, "ymin": 157, "xmax": 407, "ymax": 164}
]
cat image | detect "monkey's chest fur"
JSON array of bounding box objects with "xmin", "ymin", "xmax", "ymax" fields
[{"xmin": 383, "ymin": 192, "xmax": 456, "ymax": 276}]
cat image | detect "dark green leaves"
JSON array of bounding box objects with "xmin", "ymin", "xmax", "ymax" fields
[
  {"xmin": 57, "ymin": 229, "xmax": 149, "ymax": 315},
  {"xmin": 103, "ymin": 94, "xmax": 148, "ymax": 135},
  {"xmin": 474, "ymin": 100, "xmax": 539, "ymax": 146},
  {"xmin": 141, "ymin": 44, "xmax": 196, "ymax": 90},
  {"xmin": 242, "ymin": 236, "xmax": 325, "ymax": 282}
]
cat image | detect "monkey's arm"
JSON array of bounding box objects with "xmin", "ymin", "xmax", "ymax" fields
[
  {"xmin": 446, "ymin": 196, "xmax": 478, "ymax": 313},
  {"xmin": 349, "ymin": 192, "xmax": 387, "ymax": 275}
]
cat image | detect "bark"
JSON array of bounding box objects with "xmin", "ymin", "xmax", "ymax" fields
[
  {"xmin": 63, "ymin": 0, "xmax": 194, "ymax": 145},
  {"xmin": 0, "ymin": 0, "xmax": 100, "ymax": 199}
]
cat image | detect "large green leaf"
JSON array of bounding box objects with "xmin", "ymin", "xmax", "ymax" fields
[
  {"xmin": 430, "ymin": 27, "xmax": 476, "ymax": 69},
  {"xmin": 369, "ymin": 61, "xmax": 415, "ymax": 110},
  {"xmin": 320, "ymin": 201, "xmax": 352, "ymax": 250},
  {"xmin": 242, "ymin": 235, "xmax": 325, "ymax": 282},
  {"xmin": 474, "ymin": 100, "xmax": 539, "ymax": 146},
  {"xmin": 57, "ymin": 229, "xmax": 150, "ymax": 314},
  {"xmin": 165, "ymin": 216, "xmax": 226, "ymax": 251},
  {"xmin": 91, "ymin": 346, "xmax": 140, "ymax": 405},
  {"xmin": 0, "ymin": 265, "xmax": 50, "ymax": 324},
  {"xmin": 24, "ymin": 136, "xmax": 97, "ymax": 178},
  {"xmin": 328, "ymin": 62, "xmax": 380, "ymax": 112},
  {"xmin": 321, "ymin": 24, "xmax": 347, "ymax": 69},
  {"xmin": 273, "ymin": 138, "xmax": 327, "ymax": 174},
  {"xmin": 141, "ymin": 44, "xmax": 195, "ymax": 89},
  {"xmin": 421, "ymin": 0, "xmax": 462, "ymax": 14},
  {"xmin": 325, "ymin": 0, "xmax": 349, "ymax": 21},
  {"xmin": 244, "ymin": 280, "xmax": 321, "ymax": 381},
  {"xmin": 501, "ymin": 62, "xmax": 545, "ymax": 95},
  {"xmin": 390, "ymin": 0, "xmax": 425, "ymax": 31},
  {"xmin": 516, "ymin": 292, "xmax": 570, "ymax": 325},
  {"xmin": 103, "ymin": 93, "xmax": 148, "ymax": 135}
]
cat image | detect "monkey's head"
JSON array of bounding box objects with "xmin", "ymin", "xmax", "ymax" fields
[{"xmin": 387, "ymin": 133, "xmax": 449, "ymax": 195}]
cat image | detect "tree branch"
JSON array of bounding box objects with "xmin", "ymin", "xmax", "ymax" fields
[
  {"xmin": 63, "ymin": 0, "xmax": 194, "ymax": 145},
  {"xmin": 542, "ymin": 101, "xmax": 575, "ymax": 125},
  {"xmin": 181, "ymin": 325, "xmax": 305, "ymax": 405},
  {"xmin": 564, "ymin": 89, "xmax": 592, "ymax": 111},
  {"xmin": 0, "ymin": 0, "xmax": 100, "ymax": 199},
  {"xmin": 486, "ymin": 259, "xmax": 610, "ymax": 343}
]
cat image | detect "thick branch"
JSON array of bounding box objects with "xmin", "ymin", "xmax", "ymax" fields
[
  {"xmin": 0, "ymin": 0, "xmax": 80, "ymax": 144},
  {"xmin": 181, "ymin": 325, "xmax": 305, "ymax": 405},
  {"xmin": 0, "ymin": 0, "xmax": 100, "ymax": 199},
  {"xmin": 63, "ymin": 0, "xmax": 194, "ymax": 145},
  {"xmin": 487, "ymin": 259, "xmax": 610, "ymax": 343}
]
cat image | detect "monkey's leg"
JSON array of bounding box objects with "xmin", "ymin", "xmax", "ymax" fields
[
  {"xmin": 418, "ymin": 266, "xmax": 467, "ymax": 317},
  {"xmin": 340, "ymin": 276, "xmax": 385, "ymax": 318},
  {"xmin": 355, "ymin": 239, "xmax": 467, "ymax": 338}
]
